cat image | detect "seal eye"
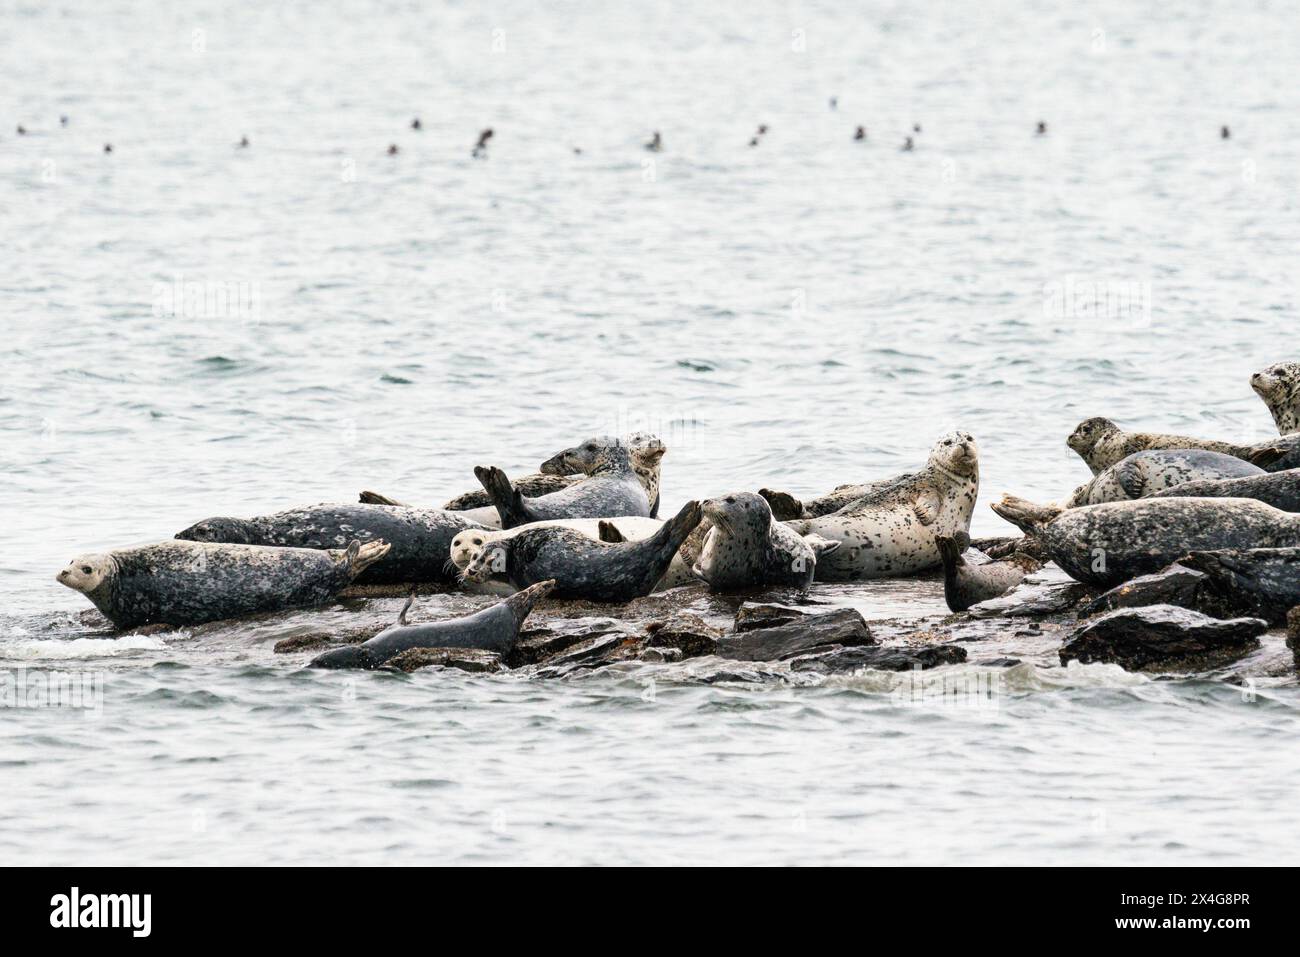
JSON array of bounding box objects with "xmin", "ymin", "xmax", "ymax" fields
[
  {"xmin": 81, "ymin": 565, "xmax": 92, "ymax": 574},
  {"xmin": 725, "ymin": 496, "xmax": 735, "ymax": 504},
  {"xmin": 472, "ymin": 538, "xmax": 482, "ymax": 545}
]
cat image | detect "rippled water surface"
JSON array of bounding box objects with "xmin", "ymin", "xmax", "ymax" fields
[{"xmin": 4, "ymin": 0, "xmax": 1300, "ymax": 865}]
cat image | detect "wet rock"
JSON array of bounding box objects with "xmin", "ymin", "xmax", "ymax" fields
[
  {"xmin": 1060, "ymin": 604, "xmax": 1267, "ymax": 672},
  {"xmin": 733, "ymin": 603, "xmax": 809, "ymax": 632},
  {"xmin": 1288, "ymin": 607, "xmax": 1300, "ymax": 652},
  {"xmin": 691, "ymin": 662, "xmax": 790, "ymax": 684},
  {"xmin": 968, "ymin": 575, "xmax": 1096, "ymax": 618},
  {"xmin": 273, "ymin": 623, "xmax": 378, "ymax": 654},
  {"xmin": 504, "ymin": 619, "xmax": 629, "ymax": 668},
  {"xmin": 971, "ymin": 535, "xmax": 1049, "ymax": 564},
  {"xmin": 1079, "ymin": 564, "xmax": 1222, "ymax": 619},
  {"xmin": 645, "ymin": 613, "xmax": 720, "ymax": 658},
  {"xmin": 715, "ymin": 608, "xmax": 874, "ymax": 661},
  {"xmin": 383, "ymin": 648, "xmax": 503, "ymax": 674},
  {"xmin": 790, "ymin": 643, "xmax": 967, "ymax": 673},
  {"xmin": 1181, "ymin": 548, "xmax": 1300, "ymax": 626},
  {"xmin": 533, "ymin": 633, "xmax": 647, "ymax": 678},
  {"xmin": 976, "ymin": 657, "xmax": 1022, "ymax": 668},
  {"xmin": 640, "ymin": 646, "xmax": 683, "ymax": 663}
]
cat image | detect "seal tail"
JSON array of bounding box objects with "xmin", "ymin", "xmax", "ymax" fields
[
  {"xmin": 990, "ymin": 494, "xmax": 1062, "ymax": 533},
  {"xmin": 934, "ymin": 534, "xmax": 965, "ymax": 571},
  {"xmin": 1247, "ymin": 444, "xmax": 1286, "ymax": 469},
  {"xmin": 597, "ymin": 520, "xmax": 627, "ymax": 543},
  {"xmin": 504, "ymin": 578, "xmax": 556, "ymax": 627},
  {"xmin": 758, "ymin": 488, "xmax": 805, "ymax": 521},
  {"xmin": 360, "ymin": 490, "xmax": 405, "ymax": 506},
  {"xmin": 474, "ymin": 465, "xmax": 532, "ymax": 529},
  {"xmin": 397, "ymin": 588, "xmax": 417, "ymax": 625},
  {"xmin": 646, "ymin": 500, "xmax": 704, "ymax": 558},
  {"xmin": 342, "ymin": 539, "xmax": 392, "ymax": 579}
]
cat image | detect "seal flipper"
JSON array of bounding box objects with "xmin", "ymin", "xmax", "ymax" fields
[
  {"xmin": 340, "ymin": 539, "xmax": 392, "ymax": 580},
  {"xmin": 597, "ymin": 521, "xmax": 627, "ymax": 543},
  {"xmin": 1248, "ymin": 444, "xmax": 1287, "ymax": 469},
  {"xmin": 502, "ymin": 579, "xmax": 556, "ymax": 628},
  {"xmin": 397, "ymin": 588, "xmax": 417, "ymax": 626},
  {"xmin": 759, "ymin": 488, "xmax": 805, "ymax": 521},
  {"xmin": 1115, "ymin": 461, "xmax": 1147, "ymax": 500},
  {"xmin": 935, "ymin": 534, "xmax": 966, "ymax": 571},
  {"xmin": 359, "ymin": 490, "xmax": 406, "ymax": 506},
  {"xmin": 990, "ymin": 495, "xmax": 1063, "ymax": 534},
  {"xmin": 474, "ymin": 465, "xmax": 534, "ymax": 529},
  {"xmin": 912, "ymin": 488, "xmax": 942, "ymax": 525}
]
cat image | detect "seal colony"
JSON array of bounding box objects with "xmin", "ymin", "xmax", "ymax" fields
[{"xmin": 53, "ymin": 362, "xmax": 1300, "ymax": 681}]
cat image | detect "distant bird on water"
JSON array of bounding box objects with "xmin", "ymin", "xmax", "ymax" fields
[
  {"xmin": 829, "ymin": 96, "xmax": 838, "ymax": 110},
  {"xmin": 750, "ymin": 124, "xmax": 768, "ymax": 147},
  {"xmin": 901, "ymin": 136, "xmax": 914, "ymax": 151},
  {"xmin": 16, "ymin": 124, "xmax": 26, "ymax": 135},
  {"xmin": 645, "ymin": 130, "xmax": 662, "ymax": 152},
  {"xmin": 913, "ymin": 123, "xmax": 922, "ymax": 133},
  {"xmin": 237, "ymin": 135, "xmax": 249, "ymax": 148},
  {"xmin": 473, "ymin": 128, "xmax": 493, "ymax": 157},
  {"xmin": 60, "ymin": 115, "xmax": 68, "ymax": 127},
  {"xmin": 103, "ymin": 143, "xmax": 112, "ymax": 153},
  {"xmin": 1221, "ymin": 125, "xmax": 1231, "ymax": 140},
  {"xmin": 1036, "ymin": 121, "xmax": 1047, "ymax": 135},
  {"xmin": 411, "ymin": 118, "xmax": 422, "ymax": 130},
  {"xmin": 854, "ymin": 125, "xmax": 866, "ymax": 141},
  {"xmin": 387, "ymin": 143, "xmax": 399, "ymax": 155}
]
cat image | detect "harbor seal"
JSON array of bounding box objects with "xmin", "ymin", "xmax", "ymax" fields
[
  {"xmin": 691, "ymin": 493, "xmax": 840, "ymax": 591},
  {"xmin": 56, "ymin": 539, "xmax": 390, "ymax": 630},
  {"xmin": 539, "ymin": 433, "xmax": 666, "ymax": 517},
  {"xmin": 990, "ymin": 494, "xmax": 1300, "ymax": 588},
  {"xmin": 309, "ymin": 580, "xmax": 555, "ymax": 669},
  {"xmin": 176, "ymin": 504, "xmax": 486, "ymax": 584},
  {"xmin": 759, "ymin": 475, "xmax": 914, "ymax": 521},
  {"xmin": 462, "ymin": 501, "xmax": 703, "ymax": 602},
  {"xmin": 1148, "ymin": 468, "xmax": 1300, "ymax": 511},
  {"xmin": 935, "ymin": 532, "xmax": 1031, "ymax": 612},
  {"xmin": 474, "ymin": 443, "xmax": 650, "ymax": 529},
  {"xmin": 1251, "ymin": 362, "xmax": 1300, "ymax": 435},
  {"xmin": 1180, "ymin": 548, "xmax": 1300, "ymax": 624},
  {"xmin": 783, "ymin": 432, "xmax": 980, "ymax": 581},
  {"xmin": 1062, "ymin": 450, "xmax": 1264, "ymax": 506},
  {"xmin": 1066, "ymin": 417, "xmax": 1278, "ymax": 474}
]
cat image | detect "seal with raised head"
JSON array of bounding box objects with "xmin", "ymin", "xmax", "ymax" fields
[
  {"xmin": 56, "ymin": 539, "xmax": 390, "ymax": 630},
  {"xmin": 462, "ymin": 501, "xmax": 703, "ymax": 602},
  {"xmin": 539, "ymin": 432, "xmax": 666, "ymax": 517},
  {"xmin": 935, "ymin": 532, "xmax": 1032, "ymax": 612},
  {"xmin": 176, "ymin": 503, "xmax": 487, "ymax": 584},
  {"xmin": 1066, "ymin": 417, "xmax": 1278, "ymax": 475},
  {"xmin": 1062, "ymin": 450, "xmax": 1264, "ymax": 506},
  {"xmin": 690, "ymin": 492, "xmax": 840, "ymax": 591},
  {"xmin": 1148, "ymin": 468, "xmax": 1300, "ymax": 512},
  {"xmin": 1251, "ymin": 361, "xmax": 1300, "ymax": 435},
  {"xmin": 783, "ymin": 432, "xmax": 980, "ymax": 581},
  {"xmin": 473, "ymin": 443, "xmax": 651, "ymax": 529},
  {"xmin": 309, "ymin": 580, "xmax": 555, "ymax": 670},
  {"xmin": 990, "ymin": 494, "xmax": 1300, "ymax": 588}
]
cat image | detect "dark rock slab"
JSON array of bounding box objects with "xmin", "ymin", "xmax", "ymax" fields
[
  {"xmin": 1181, "ymin": 548, "xmax": 1300, "ymax": 626},
  {"xmin": 640, "ymin": 646, "xmax": 684, "ymax": 663},
  {"xmin": 715, "ymin": 608, "xmax": 874, "ymax": 661},
  {"xmin": 790, "ymin": 643, "xmax": 968, "ymax": 673},
  {"xmin": 1288, "ymin": 607, "xmax": 1300, "ymax": 652},
  {"xmin": 1060, "ymin": 604, "xmax": 1267, "ymax": 672},
  {"xmin": 384, "ymin": 648, "xmax": 502, "ymax": 674},
  {"xmin": 1079, "ymin": 564, "xmax": 1230, "ymax": 619},
  {"xmin": 273, "ymin": 623, "xmax": 380, "ymax": 654},
  {"xmin": 645, "ymin": 614, "xmax": 720, "ymax": 658},
  {"xmin": 533, "ymin": 633, "xmax": 647, "ymax": 678},
  {"xmin": 969, "ymin": 576, "xmax": 1097, "ymax": 619},
  {"xmin": 733, "ymin": 603, "xmax": 809, "ymax": 632},
  {"xmin": 504, "ymin": 618, "xmax": 631, "ymax": 668}
]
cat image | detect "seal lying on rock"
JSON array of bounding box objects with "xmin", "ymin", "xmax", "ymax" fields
[
  {"xmin": 56, "ymin": 539, "xmax": 390, "ymax": 630},
  {"xmin": 176, "ymin": 504, "xmax": 485, "ymax": 584},
  {"xmin": 539, "ymin": 433, "xmax": 666, "ymax": 518},
  {"xmin": 463, "ymin": 502, "xmax": 703, "ymax": 602},
  {"xmin": 1067, "ymin": 417, "xmax": 1280, "ymax": 475},
  {"xmin": 691, "ymin": 493, "xmax": 840, "ymax": 591},
  {"xmin": 1062, "ymin": 450, "xmax": 1264, "ymax": 506},
  {"xmin": 1147, "ymin": 468, "xmax": 1300, "ymax": 512},
  {"xmin": 935, "ymin": 532, "xmax": 1031, "ymax": 611},
  {"xmin": 474, "ymin": 442, "xmax": 651, "ymax": 528},
  {"xmin": 991, "ymin": 494, "xmax": 1300, "ymax": 588},
  {"xmin": 759, "ymin": 476, "xmax": 912, "ymax": 522},
  {"xmin": 783, "ymin": 432, "xmax": 980, "ymax": 581},
  {"xmin": 309, "ymin": 580, "xmax": 555, "ymax": 669},
  {"xmin": 1251, "ymin": 362, "xmax": 1300, "ymax": 435}
]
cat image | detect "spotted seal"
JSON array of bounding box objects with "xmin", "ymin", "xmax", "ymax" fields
[
  {"xmin": 474, "ymin": 443, "xmax": 651, "ymax": 529},
  {"xmin": 935, "ymin": 532, "xmax": 1032, "ymax": 612},
  {"xmin": 1148, "ymin": 468, "xmax": 1300, "ymax": 511},
  {"xmin": 175, "ymin": 504, "xmax": 486, "ymax": 584},
  {"xmin": 309, "ymin": 580, "xmax": 555, "ymax": 669},
  {"xmin": 782, "ymin": 432, "xmax": 980, "ymax": 581},
  {"xmin": 759, "ymin": 475, "xmax": 912, "ymax": 522},
  {"xmin": 690, "ymin": 493, "xmax": 840, "ymax": 591},
  {"xmin": 1251, "ymin": 362, "xmax": 1300, "ymax": 435},
  {"xmin": 462, "ymin": 502, "xmax": 703, "ymax": 602},
  {"xmin": 1066, "ymin": 417, "xmax": 1279, "ymax": 475},
  {"xmin": 1062, "ymin": 450, "xmax": 1264, "ymax": 506},
  {"xmin": 990, "ymin": 494, "xmax": 1300, "ymax": 588},
  {"xmin": 539, "ymin": 433, "xmax": 666, "ymax": 517},
  {"xmin": 56, "ymin": 539, "xmax": 390, "ymax": 630}
]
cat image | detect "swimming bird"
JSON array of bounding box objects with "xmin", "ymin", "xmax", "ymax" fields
[
  {"xmin": 387, "ymin": 143, "xmax": 399, "ymax": 155},
  {"xmin": 16, "ymin": 125, "xmax": 26, "ymax": 135},
  {"xmin": 1036, "ymin": 121, "xmax": 1047, "ymax": 135},
  {"xmin": 645, "ymin": 130, "xmax": 662, "ymax": 152},
  {"xmin": 237, "ymin": 135, "xmax": 249, "ymax": 148},
  {"xmin": 411, "ymin": 118, "xmax": 422, "ymax": 130},
  {"xmin": 829, "ymin": 96, "xmax": 838, "ymax": 110},
  {"xmin": 473, "ymin": 128, "xmax": 493, "ymax": 157},
  {"xmin": 60, "ymin": 115, "xmax": 68, "ymax": 126},
  {"xmin": 854, "ymin": 125, "xmax": 866, "ymax": 141},
  {"xmin": 901, "ymin": 136, "xmax": 914, "ymax": 151},
  {"xmin": 1221, "ymin": 125, "xmax": 1231, "ymax": 140},
  {"xmin": 103, "ymin": 143, "xmax": 112, "ymax": 153},
  {"xmin": 913, "ymin": 123, "xmax": 922, "ymax": 133}
]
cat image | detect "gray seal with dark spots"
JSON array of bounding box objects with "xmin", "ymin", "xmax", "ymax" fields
[
  {"xmin": 1062, "ymin": 450, "xmax": 1264, "ymax": 506},
  {"xmin": 990, "ymin": 494, "xmax": 1300, "ymax": 588},
  {"xmin": 1251, "ymin": 361, "xmax": 1300, "ymax": 435},
  {"xmin": 175, "ymin": 503, "xmax": 486, "ymax": 584},
  {"xmin": 690, "ymin": 492, "xmax": 839, "ymax": 591},
  {"xmin": 935, "ymin": 532, "xmax": 1030, "ymax": 612},
  {"xmin": 56, "ymin": 539, "xmax": 390, "ymax": 630},
  {"xmin": 783, "ymin": 432, "xmax": 980, "ymax": 581},
  {"xmin": 760, "ymin": 475, "xmax": 915, "ymax": 521},
  {"xmin": 539, "ymin": 432, "xmax": 666, "ymax": 518},
  {"xmin": 474, "ymin": 442, "xmax": 651, "ymax": 529},
  {"xmin": 1066, "ymin": 417, "xmax": 1279, "ymax": 475},
  {"xmin": 309, "ymin": 580, "xmax": 555, "ymax": 670},
  {"xmin": 463, "ymin": 501, "xmax": 703, "ymax": 602},
  {"xmin": 1148, "ymin": 468, "xmax": 1300, "ymax": 512}
]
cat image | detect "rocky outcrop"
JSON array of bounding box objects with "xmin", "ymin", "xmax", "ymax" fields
[
  {"xmin": 1060, "ymin": 604, "xmax": 1267, "ymax": 672},
  {"xmin": 384, "ymin": 648, "xmax": 503, "ymax": 673},
  {"xmin": 715, "ymin": 608, "xmax": 874, "ymax": 662},
  {"xmin": 1181, "ymin": 548, "xmax": 1300, "ymax": 626},
  {"xmin": 1288, "ymin": 607, "xmax": 1300, "ymax": 652},
  {"xmin": 733, "ymin": 603, "xmax": 808, "ymax": 632},
  {"xmin": 789, "ymin": 643, "xmax": 967, "ymax": 673},
  {"xmin": 969, "ymin": 577, "xmax": 1097, "ymax": 618},
  {"xmin": 1079, "ymin": 564, "xmax": 1232, "ymax": 619},
  {"xmin": 645, "ymin": 614, "xmax": 721, "ymax": 658},
  {"xmin": 504, "ymin": 618, "xmax": 631, "ymax": 668}
]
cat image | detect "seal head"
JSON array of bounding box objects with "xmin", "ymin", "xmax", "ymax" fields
[{"xmin": 1251, "ymin": 362, "xmax": 1300, "ymax": 435}]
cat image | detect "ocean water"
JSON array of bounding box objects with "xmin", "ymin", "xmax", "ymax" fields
[{"xmin": 3, "ymin": 0, "xmax": 1300, "ymax": 865}]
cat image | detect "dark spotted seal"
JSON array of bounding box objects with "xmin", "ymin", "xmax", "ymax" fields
[
  {"xmin": 1066, "ymin": 417, "xmax": 1276, "ymax": 475},
  {"xmin": 1148, "ymin": 468, "xmax": 1300, "ymax": 512},
  {"xmin": 935, "ymin": 532, "xmax": 1031, "ymax": 612},
  {"xmin": 474, "ymin": 443, "xmax": 651, "ymax": 529},
  {"xmin": 990, "ymin": 494, "xmax": 1300, "ymax": 588},
  {"xmin": 1251, "ymin": 362, "xmax": 1300, "ymax": 435},
  {"xmin": 309, "ymin": 580, "xmax": 555, "ymax": 670},
  {"xmin": 462, "ymin": 502, "xmax": 703, "ymax": 602},
  {"xmin": 56, "ymin": 539, "xmax": 390, "ymax": 630},
  {"xmin": 690, "ymin": 492, "xmax": 840, "ymax": 591},
  {"xmin": 1062, "ymin": 450, "xmax": 1264, "ymax": 506},
  {"xmin": 176, "ymin": 504, "xmax": 486, "ymax": 584},
  {"xmin": 783, "ymin": 432, "xmax": 980, "ymax": 581}
]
